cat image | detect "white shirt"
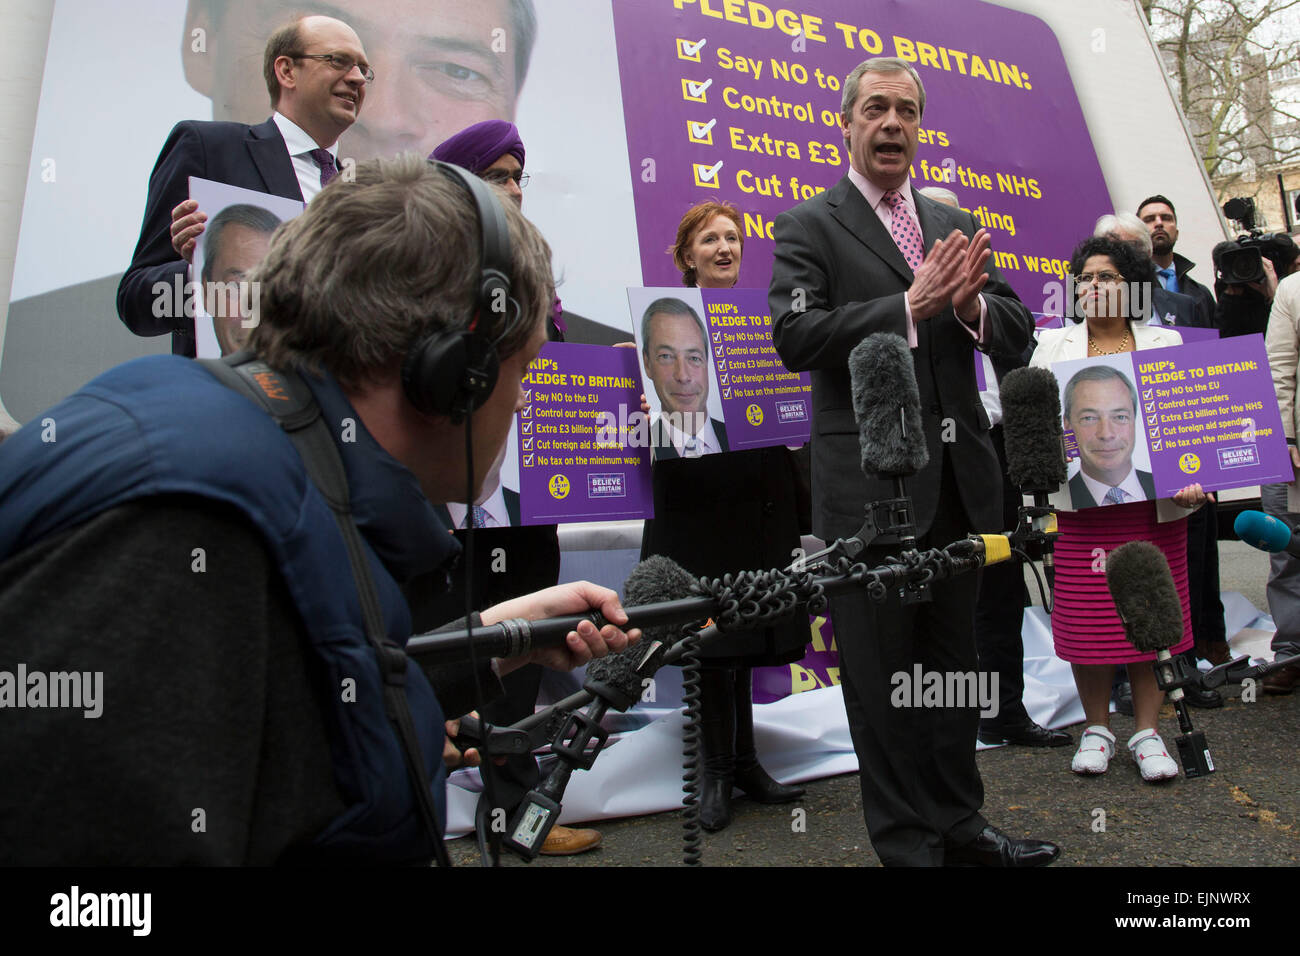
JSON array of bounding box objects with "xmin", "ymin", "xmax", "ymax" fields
[
  {"xmin": 978, "ymin": 352, "xmax": 1002, "ymax": 427},
  {"xmin": 273, "ymin": 112, "xmax": 338, "ymax": 203},
  {"xmin": 655, "ymin": 413, "xmax": 723, "ymax": 457},
  {"xmin": 445, "ymin": 484, "xmax": 511, "ymax": 529},
  {"xmin": 1078, "ymin": 465, "xmax": 1146, "ymax": 506}
]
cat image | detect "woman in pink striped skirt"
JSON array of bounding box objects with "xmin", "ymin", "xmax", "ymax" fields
[{"xmin": 1031, "ymin": 237, "xmax": 1209, "ymax": 783}]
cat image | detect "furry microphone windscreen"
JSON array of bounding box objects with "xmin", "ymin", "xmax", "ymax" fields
[
  {"xmin": 585, "ymin": 556, "xmax": 704, "ymax": 700},
  {"xmin": 1105, "ymin": 541, "xmax": 1184, "ymax": 653},
  {"xmin": 1000, "ymin": 366, "xmax": 1067, "ymax": 492},
  {"xmin": 848, "ymin": 332, "xmax": 929, "ymax": 478}
]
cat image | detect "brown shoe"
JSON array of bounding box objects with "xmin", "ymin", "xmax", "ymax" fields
[
  {"xmin": 539, "ymin": 825, "xmax": 602, "ymax": 856},
  {"xmin": 1263, "ymin": 662, "xmax": 1300, "ymax": 695}
]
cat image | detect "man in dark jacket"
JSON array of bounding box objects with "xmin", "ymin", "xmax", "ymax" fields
[
  {"xmin": 1138, "ymin": 195, "xmax": 1215, "ymax": 328},
  {"xmin": 0, "ymin": 155, "xmax": 637, "ymax": 865}
]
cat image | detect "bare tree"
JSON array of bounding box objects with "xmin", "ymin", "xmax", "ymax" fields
[{"xmin": 1143, "ymin": 0, "xmax": 1300, "ymax": 198}]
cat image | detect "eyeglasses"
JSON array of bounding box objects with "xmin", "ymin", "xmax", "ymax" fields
[
  {"xmin": 481, "ymin": 168, "xmax": 530, "ymax": 189},
  {"xmin": 293, "ymin": 53, "xmax": 374, "ymax": 83},
  {"xmin": 1075, "ymin": 271, "xmax": 1124, "ymax": 286}
]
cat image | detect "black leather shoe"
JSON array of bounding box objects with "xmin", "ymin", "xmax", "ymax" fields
[
  {"xmin": 734, "ymin": 762, "xmax": 805, "ymax": 803},
  {"xmin": 1183, "ymin": 684, "xmax": 1223, "ymax": 709},
  {"xmin": 945, "ymin": 826, "xmax": 1060, "ymax": 867},
  {"xmin": 978, "ymin": 718, "xmax": 1073, "ymax": 748}
]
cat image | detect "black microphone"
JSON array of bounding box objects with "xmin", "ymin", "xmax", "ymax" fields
[
  {"xmin": 1000, "ymin": 366, "xmax": 1066, "ymax": 583},
  {"xmin": 848, "ymin": 332, "xmax": 929, "ymax": 479},
  {"xmin": 848, "ymin": 332, "xmax": 927, "ymax": 554},
  {"xmin": 1000, "ymin": 367, "xmax": 1066, "ymax": 492},
  {"xmin": 1106, "ymin": 541, "xmax": 1184, "ymax": 674},
  {"xmin": 405, "ymin": 558, "xmax": 717, "ymax": 666},
  {"xmin": 1106, "ymin": 541, "xmax": 1214, "ymax": 777},
  {"xmin": 502, "ymin": 556, "xmax": 709, "ymax": 859},
  {"xmin": 584, "ymin": 556, "xmax": 703, "ymax": 710}
]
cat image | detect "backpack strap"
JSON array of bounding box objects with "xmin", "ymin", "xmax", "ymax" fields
[{"xmin": 199, "ymin": 353, "xmax": 451, "ymax": 867}]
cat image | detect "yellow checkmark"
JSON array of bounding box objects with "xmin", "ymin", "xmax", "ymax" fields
[
  {"xmin": 687, "ymin": 118, "xmax": 716, "ymax": 145},
  {"xmin": 676, "ymin": 37, "xmax": 706, "ymax": 62},
  {"xmin": 693, "ymin": 161, "xmax": 723, "ymax": 188},
  {"xmin": 682, "ymin": 77, "xmax": 712, "ymax": 103}
]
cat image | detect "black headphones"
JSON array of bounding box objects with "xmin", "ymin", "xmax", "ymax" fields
[{"xmin": 401, "ymin": 160, "xmax": 518, "ymax": 423}]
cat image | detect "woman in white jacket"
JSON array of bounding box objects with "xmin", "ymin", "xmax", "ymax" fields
[{"xmin": 1030, "ymin": 236, "xmax": 1207, "ymax": 783}]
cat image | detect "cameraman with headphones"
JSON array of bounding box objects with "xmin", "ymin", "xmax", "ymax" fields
[{"xmin": 0, "ymin": 154, "xmax": 638, "ymax": 865}]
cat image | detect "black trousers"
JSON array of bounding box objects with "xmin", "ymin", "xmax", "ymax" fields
[
  {"xmin": 1185, "ymin": 499, "xmax": 1226, "ymax": 650},
  {"xmin": 830, "ymin": 453, "xmax": 987, "ymax": 866},
  {"xmin": 972, "ymin": 426, "xmax": 1029, "ymax": 725}
]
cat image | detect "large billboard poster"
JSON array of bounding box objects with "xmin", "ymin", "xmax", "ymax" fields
[
  {"xmin": 613, "ymin": 0, "xmax": 1112, "ymax": 311},
  {"xmin": 10, "ymin": 0, "xmax": 1116, "ymax": 422}
]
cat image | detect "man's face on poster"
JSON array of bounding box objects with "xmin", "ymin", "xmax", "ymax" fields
[
  {"xmin": 1066, "ymin": 375, "xmax": 1137, "ymax": 487},
  {"xmin": 184, "ymin": 0, "xmax": 524, "ymax": 161},
  {"xmin": 644, "ymin": 311, "xmax": 710, "ymax": 426},
  {"xmin": 203, "ymin": 222, "xmax": 273, "ymax": 355}
]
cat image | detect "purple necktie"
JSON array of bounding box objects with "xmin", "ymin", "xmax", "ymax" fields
[
  {"xmin": 309, "ymin": 148, "xmax": 337, "ymax": 189},
  {"xmin": 883, "ymin": 189, "xmax": 924, "ymax": 271}
]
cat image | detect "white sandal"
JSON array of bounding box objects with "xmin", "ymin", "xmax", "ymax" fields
[
  {"xmin": 1071, "ymin": 725, "xmax": 1116, "ymax": 775},
  {"xmin": 1128, "ymin": 729, "xmax": 1179, "ymax": 782}
]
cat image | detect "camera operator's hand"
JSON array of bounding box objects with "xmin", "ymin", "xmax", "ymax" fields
[
  {"xmin": 1259, "ymin": 257, "xmax": 1279, "ymax": 300},
  {"xmin": 482, "ymin": 582, "xmax": 641, "ymax": 674},
  {"xmin": 443, "ymin": 716, "xmax": 482, "ymax": 770}
]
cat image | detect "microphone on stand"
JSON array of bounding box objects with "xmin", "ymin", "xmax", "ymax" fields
[
  {"xmin": 844, "ymin": 333, "xmax": 929, "ymax": 598},
  {"xmin": 999, "ymin": 366, "xmax": 1067, "ymax": 588},
  {"xmin": 1106, "ymin": 541, "xmax": 1215, "ymax": 778},
  {"xmin": 500, "ymin": 555, "xmax": 710, "ymax": 860}
]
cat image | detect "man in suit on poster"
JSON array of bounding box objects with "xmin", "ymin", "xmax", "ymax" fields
[
  {"xmin": 641, "ymin": 297, "xmax": 730, "ymax": 459},
  {"xmin": 117, "ymin": 15, "xmax": 369, "ymax": 356},
  {"xmin": 770, "ymin": 57, "xmax": 1057, "ymax": 866},
  {"xmin": 1063, "ymin": 365, "xmax": 1155, "ymax": 508}
]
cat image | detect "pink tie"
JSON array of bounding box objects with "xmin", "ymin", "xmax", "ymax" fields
[{"xmin": 884, "ymin": 189, "xmax": 924, "ymax": 271}]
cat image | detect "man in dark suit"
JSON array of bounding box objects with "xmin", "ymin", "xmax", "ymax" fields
[
  {"xmin": 1138, "ymin": 195, "xmax": 1216, "ymax": 327},
  {"xmin": 640, "ymin": 297, "xmax": 729, "ymax": 458},
  {"xmin": 769, "ymin": 57, "xmax": 1056, "ymax": 867},
  {"xmin": 117, "ymin": 15, "xmax": 369, "ymax": 357},
  {"xmin": 1068, "ymin": 470, "xmax": 1156, "ymax": 508},
  {"xmin": 651, "ymin": 418, "xmax": 729, "ymax": 459}
]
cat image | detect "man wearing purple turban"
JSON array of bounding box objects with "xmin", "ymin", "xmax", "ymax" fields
[{"xmin": 432, "ymin": 119, "xmax": 529, "ymax": 208}]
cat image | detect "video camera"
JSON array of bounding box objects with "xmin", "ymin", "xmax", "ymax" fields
[{"xmin": 1216, "ymin": 197, "xmax": 1299, "ymax": 285}]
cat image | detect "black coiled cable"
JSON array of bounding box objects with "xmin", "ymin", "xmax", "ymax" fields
[{"xmin": 679, "ymin": 628, "xmax": 703, "ymax": 866}]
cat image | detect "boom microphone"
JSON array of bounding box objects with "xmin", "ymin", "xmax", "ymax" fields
[
  {"xmin": 848, "ymin": 332, "xmax": 929, "ymax": 479},
  {"xmin": 585, "ymin": 556, "xmax": 704, "ymax": 709},
  {"xmin": 999, "ymin": 366, "xmax": 1066, "ymax": 586},
  {"xmin": 1106, "ymin": 541, "xmax": 1184, "ymax": 661},
  {"xmin": 406, "ymin": 558, "xmax": 717, "ymax": 665},
  {"xmin": 1234, "ymin": 509, "xmax": 1300, "ymax": 558},
  {"xmin": 1000, "ymin": 367, "xmax": 1067, "ymax": 492}
]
